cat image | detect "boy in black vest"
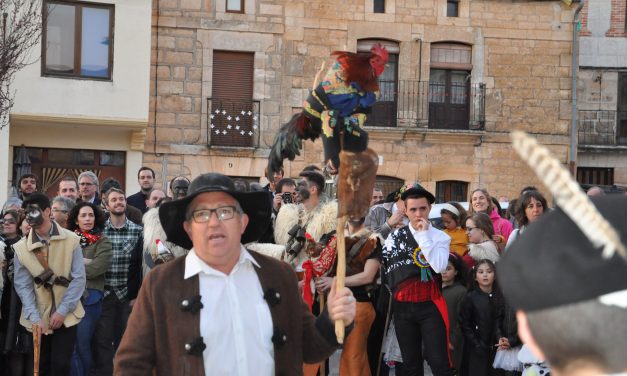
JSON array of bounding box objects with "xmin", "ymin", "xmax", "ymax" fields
[{"xmin": 382, "ymin": 185, "xmax": 454, "ymax": 376}]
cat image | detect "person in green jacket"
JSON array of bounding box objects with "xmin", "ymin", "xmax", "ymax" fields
[{"xmin": 67, "ymin": 202, "xmax": 112, "ymax": 376}]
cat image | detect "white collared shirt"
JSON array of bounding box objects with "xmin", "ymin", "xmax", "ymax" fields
[
  {"xmin": 184, "ymin": 246, "xmax": 274, "ymax": 376},
  {"xmin": 407, "ymin": 223, "xmax": 451, "ymax": 273}
]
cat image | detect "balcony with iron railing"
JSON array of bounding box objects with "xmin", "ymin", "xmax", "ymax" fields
[
  {"xmin": 366, "ymin": 80, "xmax": 486, "ymax": 131},
  {"xmin": 206, "ymin": 81, "xmax": 485, "ymax": 148},
  {"xmin": 578, "ymin": 110, "xmax": 627, "ymax": 147}
]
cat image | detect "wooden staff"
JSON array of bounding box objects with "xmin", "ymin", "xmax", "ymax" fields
[
  {"xmin": 319, "ymin": 293, "xmax": 327, "ymax": 374},
  {"xmin": 334, "ymin": 215, "xmax": 348, "ymax": 344},
  {"xmin": 33, "ymin": 324, "xmax": 41, "ymax": 376}
]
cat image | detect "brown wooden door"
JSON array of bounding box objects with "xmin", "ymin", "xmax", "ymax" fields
[
  {"xmin": 13, "ymin": 147, "xmax": 126, "ymax": 198},
  {"xmin": 429, "ymin": 69, "xmax": 470, "ymax": 130},
  {"xmin": 211, "ymin": 51, "xmax": 255, "ymax": 147}
]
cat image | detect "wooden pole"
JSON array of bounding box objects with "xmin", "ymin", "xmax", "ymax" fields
[
  {"xmin": 334, "ymin": 215, "xmax": 348, "ymax": 343},
  {"xmin": 319, "ymin": 293, "xmax": 327, "ymax": 375},
  {"xmin": 33, "ymin": 324, "xmax": 40, "ymax": 376}
]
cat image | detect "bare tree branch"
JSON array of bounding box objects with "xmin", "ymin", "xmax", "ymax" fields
[{"xmin": 0, "ymin": 0, "xmax": 44, "ymax": 129}]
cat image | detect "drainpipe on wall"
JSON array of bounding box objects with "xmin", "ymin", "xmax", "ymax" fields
[{"xmin": 570, "ymin": 0, "xmax": 585, "ymax": 175}]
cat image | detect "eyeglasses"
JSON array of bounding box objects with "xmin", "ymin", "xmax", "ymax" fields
[
  {"xmin": 190, "ymin": 206, "xmax": 237, "ymax": 223},
  {"xmin": 79, "ymin": 182, "xmax": 95, "ymax": 186},
  {"xmin": 52, "ymin": 209, "xmax": 68, "ymax": 214},
  {"xmin": 2, "ymin": 218, "xmax": 16, "ymax": 225},
  {"xmin": 466, "ymin": 227, "xmax": 478, "ymax": 233}
]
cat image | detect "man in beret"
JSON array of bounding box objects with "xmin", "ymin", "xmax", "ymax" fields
[
  {"xmin": 499, "ymin": 196, "xmax": 627, "ymax": 376},
  {"xmin": 114, "ymin": 173, "xmax": 356, "ymax": 375}
]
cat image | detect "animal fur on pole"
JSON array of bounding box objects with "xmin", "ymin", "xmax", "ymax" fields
[{"xmin": 334, "ymin": 149, "xmax": 379, "ymax": 343}]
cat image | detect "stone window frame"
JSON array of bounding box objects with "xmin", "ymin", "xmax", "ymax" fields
[
  {"xmin": 365, "ymin": 0, "xmax": 395, "ymax": 21},
  {"xmin": 41, "ymin": 0, "xmax": 115, "ymax": 81},
  {"xmin": 216, "ymin": 0, "xmax": 255, "ymax": 16},
  {"xmin": 446, "ymin": 0, "xmax": 459, "ymax": 18},
  {"xmin": 226, "ymin": 0, "xmax": 244, "ymax": 14}
]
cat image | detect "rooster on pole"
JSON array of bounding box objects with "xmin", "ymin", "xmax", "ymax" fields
[
  {"xmin": 267, "ymin": 44, "xmax": 389, "ymax": 343},
  {"xmin": 267, "ymin": 43, "xmax": 389, "ymax": 176}
]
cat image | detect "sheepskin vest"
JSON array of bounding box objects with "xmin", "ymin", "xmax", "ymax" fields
[{"xmin": 13, "ymin": 224, "xmax": 84, "ymax": 331}]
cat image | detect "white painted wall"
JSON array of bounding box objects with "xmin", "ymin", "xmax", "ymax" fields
[
  {"xmin": 11, "ymin": 0, "xmax": 152, "ymax": 121},
  {"xmin": 1, "ymin": 0, "xmax": 150, "ymax": 203}
]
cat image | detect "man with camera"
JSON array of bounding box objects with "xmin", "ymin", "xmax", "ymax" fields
[
  {"xmin": 12, "ymin": 193, "xmax": 86, "ymax": 375},
  {"xmin": 272, "ymin": 178, "xmax": 297, "ymax": 213}
]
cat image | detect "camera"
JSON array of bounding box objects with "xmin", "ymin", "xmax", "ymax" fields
[
  {"xmin": 286, "ymin": 224, "xmax": 307, "ymax": 258},
  {"xmin": 282, "ymin": 193, "xmax": 293, "ymax": 204}
]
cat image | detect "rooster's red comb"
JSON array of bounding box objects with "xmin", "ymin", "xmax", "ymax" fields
[{"xmin": 370, "ymin": 43, "xmax": 389, "ymax": 64}]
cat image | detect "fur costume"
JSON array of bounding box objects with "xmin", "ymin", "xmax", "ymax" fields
[
  {"xmin": 245, "ymin": 242, "xmax": 285, "ymax": 260},
  {"xmin": 274, "ymin": 201, "xmax": 338, "ymax": 269},
  {"xmin": 331, "ymin": 227, "xmax": 382, "ymax": 277},
  {"xmin": 142, "ymin": 208, "xmax": 189, "ymax": 276},
  {"xmin": 467, "ymin": 241, "xmax": 500, "ymax": 264}
]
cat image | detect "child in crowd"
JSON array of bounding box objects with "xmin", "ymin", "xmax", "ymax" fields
[
  {"xmin": 465, "ymin": 213, "xmax": 499, "ymax": 267},
  {"xmin": 440, "ymin": 202, "xmax": 468, "ymax": 257},
  {"xmin": 459, "ymin": 259, "xmax": 501, "ymax": 376},
  {"xmin": 441, "ymin": 253, "xmax": 468, "ymax": 374}
]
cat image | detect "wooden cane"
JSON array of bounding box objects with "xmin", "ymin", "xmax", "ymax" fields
[
  {"xmin": 319, "ymin": 293, "xmax": 327, "ymax": 375},
  {"xmin": 33, "ymin": 324, "xmax": 40, "ymax": 376},
  {"xmin": 334, "ymin": 215, "xmax": 348, "ymax": 344}
]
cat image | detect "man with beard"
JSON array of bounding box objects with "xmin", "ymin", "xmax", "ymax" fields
[
  {"xmin": 91, "ymin": 188, "xmax": 143, "ymax": 376},
  {"xmin": 126, "ymin": 167, "xmax": 156, "ymax": 213},
  {"xmin": 17, "ymin": 174, "xmax": 38, "ymax": 201},
  {"xmin": 274, "ymin": 170, "xmax": 338, "ymax": 376},
  {"xmin": 12, "ymin": 193, "xmax": 86, "ymax": 375}
]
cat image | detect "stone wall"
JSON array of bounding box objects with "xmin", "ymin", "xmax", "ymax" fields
[{"xmin": 145, "ymin": 0, "xmax": 576, "ymax": 200}]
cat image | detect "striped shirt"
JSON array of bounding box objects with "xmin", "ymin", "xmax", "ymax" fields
[{"xmin": 104, "ymin": 218, "xmax": 143, "ymax": 300}]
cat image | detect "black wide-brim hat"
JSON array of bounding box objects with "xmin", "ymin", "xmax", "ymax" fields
[
  {"xmin": 159, "ymin": 173, "xmax": 272, "ymax": 250},
  {"xmin": 498, "ymin": 196, "xmax": 627, "ymax": 312},
  {"xmin": 399, "ymin": 183, "xmax": 435, "ymax": 204}
]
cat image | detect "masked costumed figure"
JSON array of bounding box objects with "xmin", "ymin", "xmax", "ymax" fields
[
  {"xmin": 267, "ymin": 44, "xmax": 388, "ymax": 176},
  {"xmin": 274, "ymin": 200, "xmax": 338, "ymax": 376}
]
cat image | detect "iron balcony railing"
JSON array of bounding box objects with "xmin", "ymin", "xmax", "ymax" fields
[
  {"xmin": 207, "ymin": 98, "xmax": 261, "ymax": 147},
  {"xmin": 578, "ymin": 110, "xmax": 627, "ymax": 146},
  {"xmin": 366, "ymin": 80, "xmax": 486, "ymax": 130}
]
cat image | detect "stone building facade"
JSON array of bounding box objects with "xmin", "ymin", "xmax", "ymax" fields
[
  {"xmin": 577, "ymin": 0, "xmax": 627, "ymax": 189},
  {"xmin": 146, "ymin": 0, "xmax": 578, "ymax": 202}
]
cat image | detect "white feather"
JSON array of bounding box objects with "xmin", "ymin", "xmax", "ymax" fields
[{"xmin": 510, "ymin": 131, "xmax": 626, "ymax": 260}]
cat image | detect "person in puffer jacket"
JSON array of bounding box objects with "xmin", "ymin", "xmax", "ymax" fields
[{"xmin": 468, "ymin": 189, "xmax": 513, "ymax": 252}]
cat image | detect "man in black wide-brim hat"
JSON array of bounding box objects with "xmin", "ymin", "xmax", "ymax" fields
[
  {"xmin": 499, "ymin": 196, "xmax": 627, "ymax": 376},
  {"xmin": 114, "ymin": 173, "xmax": 356, "ymax": 375}
]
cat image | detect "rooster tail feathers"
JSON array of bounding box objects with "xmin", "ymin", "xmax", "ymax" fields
[{"xmin": 267, "ymin": 113, "xmax": 314, "ymax": 178}]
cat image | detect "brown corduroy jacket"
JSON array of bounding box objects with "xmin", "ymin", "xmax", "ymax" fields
[{"xmin": 114, "ymin": 250, "xmax": 342, "ymax": 376}]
